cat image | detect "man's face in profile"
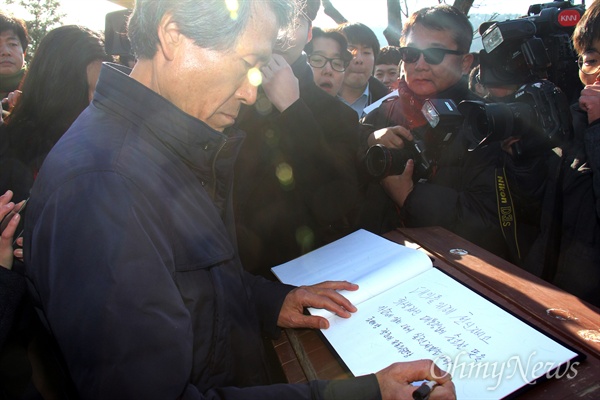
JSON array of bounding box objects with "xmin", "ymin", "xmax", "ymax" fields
[
  {"xmin": 0, "ymin": 29, "xmax": 25, "ymax": 76},
  {"xmin": 162, "ymin": 4, "xmax": 279, "ymax": 132},
  {"xmin": 401, "ymin": 23, "xmax": 471, "ymax": 98}
]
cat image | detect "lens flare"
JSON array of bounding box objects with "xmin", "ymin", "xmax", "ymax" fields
[
  {"xmin": 226, "ymin": 0, "xmax": 239, "ymax": 20},
  {"xmin": 248, "ymin": 68, "xmax": 262, "ymax": 87},
  {"xmin": 276, "ymin": 162, "xmax": 294, "ymax": 188}
]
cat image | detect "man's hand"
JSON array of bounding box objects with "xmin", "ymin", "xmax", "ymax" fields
[
  {"xmin": 376, "ymin": 359, "xmax": 455, "ymax": 400},
  {"xmin": 381, "ymin": 159, "xmax": 415, "ymax": 207},
  {"xmin": 0, "ymin": 191, "xmax": 19, "ymax": 270},
  {"xmin": 579, "ymin": 81, "xmax": 600, "ymax": 124},
  {"xmin": 367, "ymin": 125, "xmax": 413, "ymax": 148},
  {"xmin": 278, "ymin": 281, "xmax": 359, "ymax": 329},
  {"xmin": 260, "ymin": 54, "xmax": 300, "ymax": 112}
]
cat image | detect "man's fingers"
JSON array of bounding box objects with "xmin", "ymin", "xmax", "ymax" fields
[
  {"xmin": 298, "ymin": 286, "xmax": 357, "ymax": 316},
  {"xmin": 403, "ymin": 158, "xmax": 414, "ymax": 178},
  {"xmin": 1, "ymin": 212, "xmax": 19, "ymax": 238},
  {"xmin": 310, "ymin": 280, "xmax": 358, "ymax": 291}
]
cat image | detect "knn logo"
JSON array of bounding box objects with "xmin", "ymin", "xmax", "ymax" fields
[{"xmin": 558, "ymin": 9, "xmax": 581, "ymax": 27}]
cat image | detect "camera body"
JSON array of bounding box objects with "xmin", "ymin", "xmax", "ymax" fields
[
  {"xmin": 478, "ymin": 1, "xmax": 584, "ymax": 102},
  {"xmin": 364, "ymin": 99, "xmax": 463, "ymax": 181},
  {"xmin": 458, "ymin": 80, "xmax": 573, "ymax": 158}
]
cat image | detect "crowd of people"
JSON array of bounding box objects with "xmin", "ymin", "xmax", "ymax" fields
[{"xmin": 0, "ymin": 0, "xmax": 598, "ymax": 398}]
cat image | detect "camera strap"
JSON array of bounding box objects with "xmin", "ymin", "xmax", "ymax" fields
[{"xmin": 495, "ymin": 167, "xmax": 521, "ymax": 261}]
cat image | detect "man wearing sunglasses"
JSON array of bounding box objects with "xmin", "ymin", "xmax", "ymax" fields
[
  {"xmin": 357, "ymin": 5, "xmax": 513, "ymax": 260},
  {"xmin": 234, "ymin": 0, "xmax": 362, "ymax": 277}
]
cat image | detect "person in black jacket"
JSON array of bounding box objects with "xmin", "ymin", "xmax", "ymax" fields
[
  {"xmin": 357, "ymin": 5, "xmax": 511, "ymax": 259},
  {"xmin": 234, "ymin": 0, "xmax": 363, "ymax": 277},
  {"xmin": 515, "ymin": 2, "xmax": 600, "ymax": 307}
]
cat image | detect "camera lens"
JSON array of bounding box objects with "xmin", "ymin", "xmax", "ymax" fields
[
  {"xmin": 365, "ymin": 145, "xmax": 391, "ymax": 178},
  {"xmin": 365, "ymin": 145, "xmax": 413, "ymax": 179}
]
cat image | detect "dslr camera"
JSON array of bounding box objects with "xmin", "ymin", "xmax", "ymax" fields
[
  {"xmin": 364, "ymin": 99, "xmax": 463, "ymax": 181},
  {"xmin": 459, "ymin": 1, "xmax": 581, "ymax": 158}
]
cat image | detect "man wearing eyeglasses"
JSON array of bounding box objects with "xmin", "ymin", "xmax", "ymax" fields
[
  {"xmin": 304, "ymin": 27, "xmax": 352, "ymax": 97},
  {"xmin": 357, "ymin": 5, "xmax": 513, "ymax": 260},
  {"xmin": 234, "ymin": 0, "xmax": 362, "ymax": 277}
]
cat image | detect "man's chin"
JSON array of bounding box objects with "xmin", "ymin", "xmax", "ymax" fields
[
  {"xmin": 407, "ymin": 81, "xmax": 437, "ymax": 98},
  {"xmin": 0, "ymin": 66, "xmax": 18, "ymax": 75}
]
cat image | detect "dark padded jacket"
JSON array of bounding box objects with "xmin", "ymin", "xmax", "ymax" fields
[
  {"xmin": 519, "ymin": 104, "xmax": 600, "ymax": 307},
  {"xmin": 24, "ymin": 63, "xmax": 380, "ymax": 399},
  {"xmin": 357, "ymin": 78, "xmax": 510, "ymax": 259},
  {"xmin": 234, "ymin": 54, "xmax": 362, "ymax": 276}
]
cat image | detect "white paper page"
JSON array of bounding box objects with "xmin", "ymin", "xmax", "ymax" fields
[
  {"xmin": 321, "ymin": 268, "xmax": 580, "ymax": 400},
  {"xmin": 271, "ymin": 229, "xmax": 433, "ymax": 318}
]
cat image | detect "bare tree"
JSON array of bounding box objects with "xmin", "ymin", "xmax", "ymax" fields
[
  {"xmin": 320, "ymin": 0, "xmax": 477, "ymax": 49},
  {"xmin": 322, "ymin": 0, "xmax": 347, "ymax": 24},
  {"xmin": 384, "ymin": 0, "xmax": 403, "ymax": 46},
  {"xmin": 453, "ymin": 0, "xmax": 475, "ymax": 15}
]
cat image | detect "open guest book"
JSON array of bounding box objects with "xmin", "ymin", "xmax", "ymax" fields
[{"xmin": 271, "ymin": 229, "xmax": 585, "ymax": 400}]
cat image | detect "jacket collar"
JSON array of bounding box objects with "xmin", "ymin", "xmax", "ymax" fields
[{"xmin": 94, "ymin": 62, "xmax": 245, "ymax": 202}]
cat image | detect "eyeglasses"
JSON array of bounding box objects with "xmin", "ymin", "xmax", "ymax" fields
[
  {"xmin": 578, "ymin": 50, "xmax": 600, "ymax": 75},
  {"xmin": 308, "ymin": 54, "xmax": 348, "ymax": 72},
  {"xmin": 398, "ymin": 47, "xmax": 465, "ymax": 65}
]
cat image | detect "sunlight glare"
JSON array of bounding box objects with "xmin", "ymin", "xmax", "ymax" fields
[
  {"xmin": 248, "ymin": 67, "xmax": 262, "ymax": 87},
  {"xmin": 225, "ymin": 0, "xmax": 239, "ymax": 20}
]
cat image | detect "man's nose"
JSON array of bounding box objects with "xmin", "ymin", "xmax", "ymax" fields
[
  {"xmin": 414, "ymin": 53, "xmax": 429, "ymax": 69},
  {"xmin": 237, "ymin": 77, "xmax": 258, "ymax": 105},
  {"xmin": 351, "ymin": 49, "xmax": 363, "ymax": 64}
]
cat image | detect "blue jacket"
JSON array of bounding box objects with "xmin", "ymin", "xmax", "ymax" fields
[{"xmin": 23, "ymin": 63, "xmax": 380, "ymax": 399}]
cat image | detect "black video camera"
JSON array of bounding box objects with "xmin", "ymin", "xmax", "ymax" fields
[
  {"xmin": 478, "ymin": 1, "xmax": 584, "ymax": 102},
  {"xmin": 364, "ymin": 99, "xmax": 463, "ymax": 181},
  {"xmin": 458, "ymin": 80, "xmax": 573, "ymax": 158},
  {"xmin": 461, "ymin": 2, "xmax": 580, "ymax": 157}
]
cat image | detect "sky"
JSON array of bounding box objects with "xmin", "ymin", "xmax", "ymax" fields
[{"xmin": 4, "ymin": 0, "xmax": 588, "ymax": 51}]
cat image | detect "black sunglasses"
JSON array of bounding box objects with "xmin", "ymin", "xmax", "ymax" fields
[{"xmin": 399, "ymin": 47, "xmax": 465, "ymax": 65}]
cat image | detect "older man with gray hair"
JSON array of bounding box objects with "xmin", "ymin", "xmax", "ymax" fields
[{"xmin": 23, "ymin": 1, "xmax": 455, "ymax": 399}]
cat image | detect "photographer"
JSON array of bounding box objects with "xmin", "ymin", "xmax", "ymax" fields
[
  {"xmin": 357, "ymin": 6, "xmax": 512, "ymax": 259},
  {"xmin": 516, "ymin": 1, "xmax": 600, "ymax": 307}
]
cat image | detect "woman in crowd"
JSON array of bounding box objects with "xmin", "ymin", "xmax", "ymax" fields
[{"xmin": 0, "ymin": 25, "xmax": 112, "ymax": 202}]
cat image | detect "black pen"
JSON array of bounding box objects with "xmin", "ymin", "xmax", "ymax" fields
[{"xmin": 412, "ymin": 381, "xmax": 436, "ymax": 400}]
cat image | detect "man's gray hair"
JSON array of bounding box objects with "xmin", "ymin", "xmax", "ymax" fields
[{"xmin": 128, "ymin": 0, "xmax": 298, "ymax": 60}]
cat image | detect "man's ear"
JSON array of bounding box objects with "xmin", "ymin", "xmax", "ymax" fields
[
  {"xmin": 461, "ymin": 53, "xmax": 474, "ymax": 75},
  {"xmin": 307, "ymin": 24, "xmax": 313, "ymax": 43},
  {"xmin": 156, "ymin": 13, "xmax": 182, "ymax": 61}
]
